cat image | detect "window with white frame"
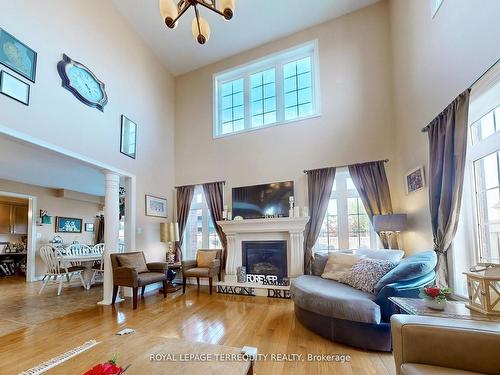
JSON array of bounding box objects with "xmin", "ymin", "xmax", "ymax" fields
[
  {"xmin": 182, "ymin": 186, "xmax": 222, "ymax": 260},
  {"xmin": 213, "ymin": 41, "xmax": 320, "ymax": 137},
  {"xmin": 314, "ymin": 169, "xmax": 378, "ymax": 252}
]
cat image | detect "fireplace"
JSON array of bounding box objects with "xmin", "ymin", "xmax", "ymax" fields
[{"xmin": 242, "ymin": 240, "xmax": 287, "ymax": 279}]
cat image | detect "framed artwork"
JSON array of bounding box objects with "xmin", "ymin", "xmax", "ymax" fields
[
  {"xmin": 55, "ymin": 216, "xmax": 83, "ymax": 233},
  {"xmin": 120, "ymin": 115, "xmax": 137, "ymax": 159},
  {"xmin": 85, "ymin": 223, "xmax": 95, "ymax": 232},
  {"xmin": 405, "ymin": 166, "xmax": 426, "ymax": 194},
  {"xmin": 0, "ymin": 70, "xmax": 29, "ymax": 105},
  {"xmin": 0, "ymin": 28, "xmax": 37, "ymax": 82},
  {"xmin": 145, "ymin": 195, "xmax": 168, "ymax": 218},
  {"xmin": 431, "ymin": 0, "xmax": 444, "ymax": 18}
]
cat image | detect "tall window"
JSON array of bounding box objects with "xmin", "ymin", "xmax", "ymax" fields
[
  {"xmin": 315, "ymin": 170, "xmax": 377, "ymax": 252},
  {"xmin": 182, "ymin": 186, "xmax": 221, "ymax": 260},
  {"xmin": 214, "ymin": 40, "xmax": 319, "ymax": 137}
]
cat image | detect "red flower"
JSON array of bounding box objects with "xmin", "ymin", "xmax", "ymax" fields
[
  {"xmin": 83, "ymin": 362, "xmax": 123, "ymax": 375},
  {"xmin": 425, "ymin": 287, "xmax": 441, "ymax": 298}
]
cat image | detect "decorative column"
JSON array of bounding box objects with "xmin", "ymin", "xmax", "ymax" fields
[
  {"xmin": 289, "ymin": 230, "xmax": 305, "ymax": 277},
  {"xmin": 98, "ymin": 171, "xmax": 122, "ymax": 305},
  {"xmin": 224, "ymin": 233, "xmax": 240, "ymax": 282}
]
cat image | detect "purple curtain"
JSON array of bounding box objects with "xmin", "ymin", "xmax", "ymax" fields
[
  {"xmin": 202, "ymin": 182, "xmax": 227, "ymax": 268},
  {"xmin": 303, "ymin": 167, "xmax": 336, "ymax": 274},
  {"xmin": 427, "ymin": 90, "xmax": 470, "ymax": 288},
  {"xmin": 176, "ymin": 185, "xmax": 195, "ymax": 262},
  {"xmin": 348, "ymin": 161, "xmax": 396, "ymax": 249}
]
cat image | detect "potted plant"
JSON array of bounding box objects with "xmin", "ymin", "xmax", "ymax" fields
[{"xmin": 419, "ymin": 286, "xmax": 451, "ymax": 310}]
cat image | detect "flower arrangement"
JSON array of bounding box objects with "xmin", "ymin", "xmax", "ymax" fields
[
  {"xmin": 84, "ymin": 354, "xmax": 128, "ymax": 375},
  {"xmin": 419, "ymin": 286, "xmax": 451, "ymax": 310}
]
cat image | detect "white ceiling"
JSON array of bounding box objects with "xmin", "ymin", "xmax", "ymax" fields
[
  {"xmin": 113, "ymin": 0, "xmax": 380, "ymax": 76},
  {"xmin": 0, "ymin": 135, "xmax": 105, "ymax": 196}
]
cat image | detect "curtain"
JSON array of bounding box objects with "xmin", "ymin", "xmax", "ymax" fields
[
  {"xmin": 202, "ymin": 181, "xmax": 227, "ymax": 268},
  {"xmin": 176, "ymin": 185, "xmax": 195, "ymax": 262},
  {"xmin": 95, "ymin": 215, "xmax": 104, "ymax": 244},
  {"xmin": 427, "ymin": 90, "xmax": 470, "ymax": 288},
  {"xmin": 348, "ymin": 161, "xmax": 397, "ymax": 249},
  {"xmin": 303, "ymin": 167, "xmax": 336, "ymax": 274}
]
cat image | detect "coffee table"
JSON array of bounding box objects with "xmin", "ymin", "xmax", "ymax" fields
[{"xmin": 24, "ymin": 333, "xmax": 254, "ymax": 374}]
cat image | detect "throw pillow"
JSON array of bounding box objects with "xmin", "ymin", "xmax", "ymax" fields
[
  {"xmin": 338, "ymin": 249, "xmax": 404, "ymax": 263},
  {"xmin": 197, "ymin": 250, "xmax": 217, "ymax": 267},
  {"xmin": 339, "ymin": 258, "xmax": 396, "ymax": 293},
  {"xmin": 321, "ymin": 253, "xmax": 364, "ymax": 281},
  {"xmin": 116, "ymin": 253, "xmax": 148, "ymax": 273},
  {"xmin": 312, "ymin": 253, "xmax": 329, "ymax": 276}
]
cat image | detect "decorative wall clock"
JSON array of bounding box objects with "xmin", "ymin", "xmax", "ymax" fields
[{"xmin": 57, "ymin": 54, "xmax": 108, "ymax": 111}]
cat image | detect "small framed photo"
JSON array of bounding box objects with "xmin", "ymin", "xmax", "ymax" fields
[
  {"xmin": 145, "ymin": 195, "xmax": 168, "ymax": 218},
  {"xmin": 405, "ymin": 166, "xmax": 426, "ymax": 194},
  {"xmin": 0, "ymin": 28, "xmax": 37, "ymax": 82},
  {"xmin": 120, "ymin": 115, "xmax": 137, "ymax": 159},
  {"xmin": 85, "ymin": 223, "xmax": 94, "ymax": 232},
  {"xmin": 55, "ymin": 217, "xmax": 83, "ymax": 233},
  {"xmin": 0, "ymin": 70, "xmax": 30, "ymax": 105}
]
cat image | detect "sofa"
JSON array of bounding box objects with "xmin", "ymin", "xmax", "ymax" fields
[
  {"xmin": 392, "ymin": 314, "xmax": 500, "ymax": 375},
  {"xmin": 290, "ymin": 250, "xmax": 437, "ymax": 351}
]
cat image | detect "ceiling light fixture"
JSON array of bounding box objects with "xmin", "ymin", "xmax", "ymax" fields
[{"xmin": 159, "ymin": 0, "xmax": 235, "ymax": 45}]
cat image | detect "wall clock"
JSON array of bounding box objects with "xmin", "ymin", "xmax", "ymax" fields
[{"xmin": 57, "ymin": 54, "xmax": 108, "ymax": 111}]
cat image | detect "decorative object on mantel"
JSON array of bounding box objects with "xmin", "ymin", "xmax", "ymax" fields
[
  {"xmin": 120, "ymin": 115, "xmax": 137, "ymax": 159},
  {"xmin": 405, "ymin": 166, "xmax": 425, "ymax": 194},
  {"xmin": 288, "ymin": 196, "xmax": 294, "ymax": 218},
  {"xmin": 0, "ymin": 28, "xmax": 37, "ymax": 82},
  {"xmin": 233, "ymin": 215, "xmax": 243, "ymax": 221},
  {"xmin": 227, "ymin": 211, "xmax": 232, "ymax": 220},
  {"xmin": 159, "ymin": 0, "xmax": 235, "ymax": 45},
  {"xmin": 0, "ymin": 70, "xmax": 30, "ymax": 105},
  {"xmin": 464, "ymin": 267, "xmax": 500, "ymax": 316},
  {"xmin": 373, "ymin": 214, "xmax": 407, "ymax": 250},
  {"xmin": 57, "ymin": 54, "xmax": 108, "ymax": 111},
  {"xmin": 418, "ymin": 286, "xmax": 451, "ymax": 311},
  {"xmin": 145, "ymin": 194, "xmax": 168, "ymax": 218},
  {"xmin": 222, "ymin": 205, "xmax": 228, "ymax": 220},
  {"xmin": 236, "ymin": 266, "xmax": 246, "ymax": 283}
]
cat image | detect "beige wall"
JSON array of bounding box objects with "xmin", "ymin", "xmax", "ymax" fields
[
  {"xmin": 174, "ymin": 2, "xmax": 397, "ymax": 214},
  {"xmin": 0, "ymin": 0, "xmax": 175, "ymax": 262},
  {"xmin": 389, "ymin": 0, "xmax": 500, "ymax": 254},
  {"xmin": 0, "ymin": 179, "xmax": 102, "ymax": 278}
]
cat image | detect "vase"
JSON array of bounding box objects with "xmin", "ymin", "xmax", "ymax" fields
[
  {"xmin": 237, "ymin": 266, "xmax": 246, "ymax": 283},
  {"xmin": 425, "ymin": 298, "xmax": 447, "ymax": 310}
]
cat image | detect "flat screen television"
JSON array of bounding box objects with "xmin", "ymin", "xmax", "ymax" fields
[{"xmin": 232, "ymin": 181, "xmax": 294, "ymax": 219}]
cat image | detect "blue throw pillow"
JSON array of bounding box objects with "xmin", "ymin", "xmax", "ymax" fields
[{"xmin": 374, "ymin": 251, "xmax": 437, "ymax": 294}]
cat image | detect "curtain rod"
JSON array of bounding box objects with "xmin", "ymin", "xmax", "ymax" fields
[
  {"xmin": 421, "ymin": 58, "xmax": 500, "ymax": 133},
  {"xmin": 175, "ymin": 180, "xmax": 226, "ymax": 189},
  {"xmin": 303, "ymin": 159, "xmax": 389, "ymax": 174}
]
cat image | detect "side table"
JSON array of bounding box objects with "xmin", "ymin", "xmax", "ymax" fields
[{"xmin": 159, "ymin": 262, "xmax": 182, "ymax": 294}]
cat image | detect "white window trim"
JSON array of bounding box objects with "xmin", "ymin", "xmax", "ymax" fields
[{"xmin": 212, "ymin": 40, "xmax": 321, "ymax": 138}]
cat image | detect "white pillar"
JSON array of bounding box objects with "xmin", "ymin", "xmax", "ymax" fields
[
  {"xmin": 124, "ymin": 176, "xmax": 136, "ymax": 252},
  {"xmin": 98, "ymin": 171, "xmax": 122, "ymax": 305}
]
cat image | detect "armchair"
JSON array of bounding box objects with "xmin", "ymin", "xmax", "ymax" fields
[
  {"xmin": 182, "ymin": 249, "xmax": 222, "ymax": 295},
  {"xmin": 110, "ymin": 252, "xmax": 169, "ymax": 309},
  {"xmin": 391, "ymin": 314, "xmax": 500, "ymax": 375}
]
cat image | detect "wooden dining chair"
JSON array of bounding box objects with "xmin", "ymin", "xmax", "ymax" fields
[
  {"xmin": 39, "ymin": 245, "xmax": 86, "ymax": 295},
  {"xmin": 90, "ymin": 243, "xmax": 105, "ymax": 286}
]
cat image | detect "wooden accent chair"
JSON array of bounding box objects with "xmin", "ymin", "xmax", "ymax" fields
[
  {"xmin": 182, "ymin": 249, "xmax": 222, "ymax": 295},
  {"xmin": 110, "ymin": 251, "xmax": 169, "ymax": 309}
]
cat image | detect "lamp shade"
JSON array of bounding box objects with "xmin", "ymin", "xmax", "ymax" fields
[
  {"xmin": 192, "ymin": 16, "xmax": 210, "ymax": 44},
  {"xmin": 159, "ymin": 0, "xmax": 178, "ymax": 28},
  {"xmin": 160, "ymin": 222, "xmax": 180, "ymax": 243},
  {"xmin": 219, "ymin": 0, "xmax": 235, "ymax": 20},
  {"xmin": 373, "ymin": 214, "xmax": 407, "ymax": 232}
]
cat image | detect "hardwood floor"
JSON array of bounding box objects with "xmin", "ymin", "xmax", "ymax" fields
[{"xmin": 0, "ymin": 278, "xmax": 395, "ymax": 374}]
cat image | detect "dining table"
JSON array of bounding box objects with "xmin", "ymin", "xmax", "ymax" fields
[{"xmin": 60, "ymin": 253, "xmax": 103, "ymax": 290}]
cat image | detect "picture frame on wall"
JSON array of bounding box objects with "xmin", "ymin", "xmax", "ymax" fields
[
  {"xmin": 85, "ymin": 223, "xmax": 94, "ymax": 232},
  {"xmin": 431, "ymin": 0, "xmax": 444, "ymax": 18},
  {"xmin": 405, "ymin": 166, "xmax": 426, "ymax": 194},
  {"xmin": 120, "ymin": 115, "xmax": 137, "ymax": 159},
  {"xmin": 145, "ymin": 195, "xmax": 168, "ymax": 218},
  {"xmin": 0, "ymin": 28, "xmax": 37, "ymax": 82},
  {"xmin": 0, "ymin": 70, "xmax": 30, "ymax": 105},
  {"xmin": 55, "ymin": 216, "xmax": 83, "ymax": 233}
]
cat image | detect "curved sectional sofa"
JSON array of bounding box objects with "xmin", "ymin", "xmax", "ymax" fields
[{"xmin": 290, "ymin": 250, "xmax": 437, "ymax": 351}]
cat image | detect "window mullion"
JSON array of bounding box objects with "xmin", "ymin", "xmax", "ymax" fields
[
  {"xmin": 244, "ymin": 74, "xmax": 251, "ymax": 129},
  {"xmin": 276, "ymin": 63, "xmax": 284, "ymax": 122}
]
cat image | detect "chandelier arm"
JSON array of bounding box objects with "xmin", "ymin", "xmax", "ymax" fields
[
  {"xmin": 195, "ymin": 0, "xmax": 227, "ymax": 18},
  {"xmin": 194, "ymin": 5, "xmax": 202, "ymax": 35},
  {"xmin": 170, "ymin": 1, "xmax": 193, "ymax": 24}
]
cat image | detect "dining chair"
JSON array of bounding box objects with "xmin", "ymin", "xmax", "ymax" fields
[
  {"xmin": 65, "ymin": 243, "xmax": 91, "ymax": 267},
  {"xmin": 39, "ymin": 245, "xmax": 86, "ymax": 295},
  {"xmin": 90, "ymin": 243, "xmax": 105, "ymax": 286}
]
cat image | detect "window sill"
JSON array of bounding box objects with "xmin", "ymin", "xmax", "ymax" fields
[{"xmin": 213, "ymin": 112, "xmax": 322, "ymax": 139}]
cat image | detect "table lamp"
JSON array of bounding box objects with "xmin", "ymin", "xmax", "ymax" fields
[
  {"xmin": 160, "ymin": 222, "xmax": 179, "ymax": 264},
  {"xmin": 373, "ymin": 214, "xmax": 407, "ymax": 249}
]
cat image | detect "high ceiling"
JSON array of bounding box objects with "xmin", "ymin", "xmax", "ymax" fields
[{"xmin": 113, "ymin": 0, "xmax": 380, "ymax": 76}]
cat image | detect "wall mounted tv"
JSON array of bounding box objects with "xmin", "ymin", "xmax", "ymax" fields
[{"xmin": 232, "ymin": 181, "xmax": 294, "ymax": 219}]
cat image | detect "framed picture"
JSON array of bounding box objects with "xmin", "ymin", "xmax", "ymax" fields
[
  {"xmin": 145, "ymin": 195, "xmax": 168, "ymax": 218},
  {"xmin": 0, "ymin": 70, "xmax": 29, "ymax": 105},
  {"xmin": 0, "ymin": 28, "xmax": 37, "ymax": 82},
  {"xmin": 405, "ymin": 166, "xmax": 426, "ymax": 194},
  {"xmin": 431, "ymin": 0, "xmax": 444, "ymax": 18},
  {"xmin": 85, "ymin": 223, "xmax": 94, "ymax": 232},
  {"xmin": 55, "ymin": 217, "xmax": 83, "ymax": 233},
  {"xmin": 120, "ymin": 115, "xmax": 137, "ymax": 159}
]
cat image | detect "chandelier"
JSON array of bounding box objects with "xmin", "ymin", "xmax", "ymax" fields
[{"xmin": 159, "ymin": 0, "xmax": 236, "ymax": 44}]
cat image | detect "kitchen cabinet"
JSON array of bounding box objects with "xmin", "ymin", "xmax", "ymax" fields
[
  {"xmin": 0, "ymin": 204, "xmax": 11, "ymax": 233},
  {"xmin": 0, "ymin": 204, "xmax": 28, "ymax": 235}
]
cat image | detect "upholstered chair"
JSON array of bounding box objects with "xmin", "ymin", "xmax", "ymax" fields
[
  {"xmin": 182, "ymin": 249, "xmax": 222, "ymax": 295},
  {"xmin": 110, "ymin": 251, "xmax": 169, "ymax": 309}
]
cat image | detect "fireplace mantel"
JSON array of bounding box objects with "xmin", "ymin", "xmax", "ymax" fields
[{"xmin": 217, "ymin": 217, "xmax": 310, "ymax": 282}]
